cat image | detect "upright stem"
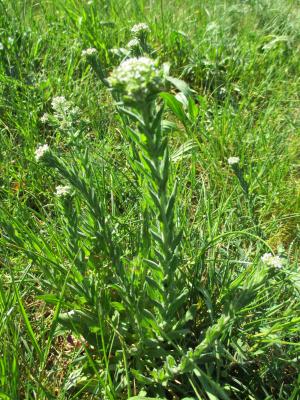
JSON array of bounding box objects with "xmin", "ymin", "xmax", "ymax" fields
[{"xmin": 135, "ymin": 103, "xmax": 178, "ymax": 318}]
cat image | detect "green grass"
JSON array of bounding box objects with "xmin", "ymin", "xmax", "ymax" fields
[{"xmin": 0, "ymin": 0, "xmax": 300, "ymax": 399}]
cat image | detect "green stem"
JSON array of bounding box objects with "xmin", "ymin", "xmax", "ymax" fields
[{"xmin": 138, "ymin": 104, "xmax": 178, "ymax": 313}]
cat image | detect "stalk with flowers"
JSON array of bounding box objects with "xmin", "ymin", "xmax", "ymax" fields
[{"xmin": 108, "ymin": 57, "xmax": 185, "ymax": 335}]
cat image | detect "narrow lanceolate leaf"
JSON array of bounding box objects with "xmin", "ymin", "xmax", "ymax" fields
[
  {"xmin": 151, "ymin": 105, "xmax": 164, "ymax": 132},
  {"xmin": 166, "ymin": 76, "xmax": 194, "ymax": 97},
  {"xmin": 171, "ymin": 140, "xmax": 198, "ymax": 163},
  {"xmin": 167, "ymin": 288, "xmax": 189, "ymax": 317},
  {"xmin": 160, "ymin": 92, "xmax": 187, "ymax": 125},
  {"xmin": 148, "ymin": 186, "xmax": 163, "ymax": 211},
  {"xmin": 195, "ymin": 369, "xmax": 230, "ymax": 400},
  {"xmin": 143, "ymin": 258, "xmax": 162, "ymax": 272},
  {"xmin": 161, "ymin": 119, "xmax": 177, "ymax": 132},
  {"xmin": 166, "ymin": 181, "xmax": 178, "ymax": 221},
  {"xmin": 150, "ymin": 229, "xmax": 165, "ymax": 247},
  {"xmin": 14, "ymin": 286, "xmax": 42, "ymax": 359},
  {"xmin": 142, "ymin": 154, "xmax": 162, "ymax": 182},
  {"xmin": 145, "ymin": 276, "xmax": 165, "ymax": 296}
]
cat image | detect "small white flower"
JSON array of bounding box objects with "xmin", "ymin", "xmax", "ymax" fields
[
  {"xmin": 69, "ymin": 106, "xmax": 80, "ymax": 116},
  {"xmin": 55, "ymin": 185, "xmax": 71, "ymax": 197},
  {"xmin": 228, "ymin": 156, "xmax": 240, "ymax": 165},
  {"xmin": 131, "ymin": 23, "xmax": 150, "ymax": 36},
  {"xmin": 35, "ymin": 144, "xmax": 49, "ymax": 161},
  {"xmin": 127, "ymin": 38, "xmax": 140, "ymax": 49},
  {"xmin": 51, "ymin": 96, "xmax": 69, "ymax": 111},
  {"xmin": 261, "ymin": 253, "xmax": 283, "ymax": 269},
  {"xmin": 40, "ymin": 113, "xmax": 49, "ymax": 123},
  {"xmin": 0, "ymin": 42, "xmax": 3, "ymax": 50},
  {"xmin": 108, "ymin": 57, "xmax": 165, "ymax": 102},
  {"xmin": 261, "ymin": 253, "xmax": 273, "ymax": 263},
  {"xmin": 8, "ymin": 37, "xmax": 14, "ymax": 44},
  {"xmin": 81, "ymin": 47, "xmax": 97, "ymax": 57}
]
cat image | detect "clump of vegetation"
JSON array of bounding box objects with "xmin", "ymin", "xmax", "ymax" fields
[{"xmin": 0, "ymin": 0, "xmax": 299, "ymax": 399}]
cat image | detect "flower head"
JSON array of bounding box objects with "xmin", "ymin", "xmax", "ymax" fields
[
  {"xmin": 261, "ymin": 253, "xmax": 283, "ymax": 269},
  {"xmin": 35, "ymin": 144, "xmax": 49, "ymax": 161},
  {"xmin": 131, "ymin": 23, "xmax": 150, "ymax": 38},
  {"xmin": 40, "ymin": 113, "xmax": 49, "ymax": 123},
  {"xmin": 81, "ymin": 47, "xmax": 97, "ymax": 57},
  {"xmin": 127, "ymin": 38, "xmax": 140, "ymax": 49},
  {"xmin": 48, "ymin": 96, "xmax": 81, "ymax": 130},
  {"xmin": 55, "ymin": 185, "xmax": 71, "ymax": 197},
  {"xmin": 228, "ymin": 156, "xmax": 240, "ymax": 165},
  {"xmin": 108, "ymin": 57, "xmax": 165, "ymax": 103},
  {"xmin": 51, "ymin": 96, "xmax": 70, "ymax": 112}
]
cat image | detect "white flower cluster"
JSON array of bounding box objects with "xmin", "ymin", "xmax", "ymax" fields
[
  {"xmin": 51, "ymin": 96, "xmax": 70, "ymax": 112},
  {"xmin": 127, "ymin": 38, "xmax": 140, "ymax": 49},
  {"xmin": 35, "ymin": 144, "xmax": 49, "ymax": 161},
  {"xmin": 55, "ymin": 185, "xmax": 71, "ymax": 197},
  {"xmin": 40, "ymin": 113, "xmax": 49, "ymax": 123},
  {"xmin": 228, "ymin": 156, "xmax": 240, "ymax": 165},
  {"xmin": 131, "ymin": 23, "xmax": 150, "ymax": 37},
  {"xmin": 81, "ymin": 47, "xmax": 97, "ymax": 57},
  {"xmin": 261, "ymin": 253, "xmax": 283, "ymax": 269},
  {"xmin": 52, "ymin": 97, "xmax": 80, "ymax": 117},
  {"xmin": 40, "ymin": 96, "xmax": 80, "ymax": 130},
  {"xmin": 108, "ymin": 57, "xmax": 164, "ymax": 102}
]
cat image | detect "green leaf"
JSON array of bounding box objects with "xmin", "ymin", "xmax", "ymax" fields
[
  {"xmin": 143, "ymin": 258, "xmax": 162, "ymax": 273},
  {"xmin": 167, "ymin": 288, "xmax": 189, "ymax": 317},
  {"xmin": 196, "ymin": 369, "xmax": 230, "ymax": 400},
  {"xmin": 145, "ymin": 276, "xmax": 164, "ymax": 296},
  {"xmin": 111, "ymin": 301, "xmax": 126, "ymax": 311},
  {"xmin": 171, "ymin": 140, "xmax": 198, "ymax": 163},
  {"xmin": 188, "ymin": 97, "xmax": 199, "ymax": 121},
  {"xmin": 166, "ymin": 76, "xmax": 193, "ymax": 97},
  {"xmin": 130, "ymin": 370, "xmax": 153, "ymax": 384},
  {"xmin": 160, "ymin": 92, "xmax": 187, "ymax": 125},
  {"xmin": 161, "ymin": 119, "xmax": 177, "ymax": 132},
  {"xmin": 37, "ymin": 294, "xmax": 60, "ymax": 305},
  {"xmin": 0, "ymin": 393, "xmax": 13, "ymax": 400},
  {"xmin": 14, "ymin": 285, "xmax": 42, "ymax": 359}
]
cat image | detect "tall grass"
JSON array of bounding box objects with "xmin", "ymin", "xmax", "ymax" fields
[{"xmin": 0, "ymin": 0, "xmax": 299, "ymax": 398}]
